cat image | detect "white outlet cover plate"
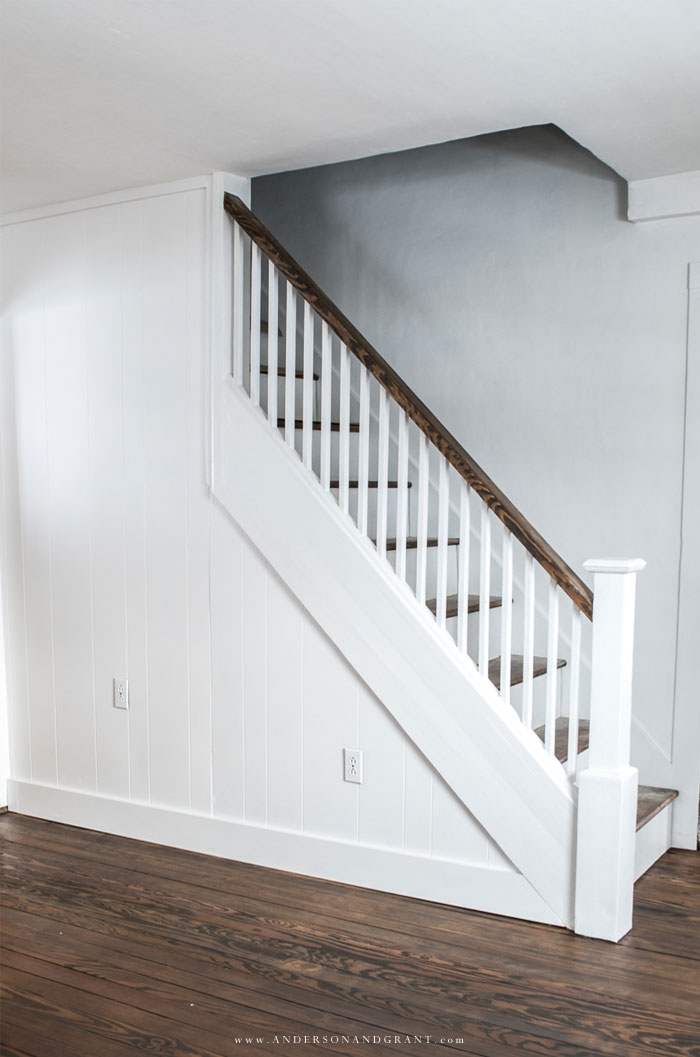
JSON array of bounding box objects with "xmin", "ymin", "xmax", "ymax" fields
[
  {"xmin": 343, "ymin": 748, "xmax": 363, "ymax": 784},
  {"xmin": 113, "ymin": 678, "xmax": 129, "ymax": 710}
]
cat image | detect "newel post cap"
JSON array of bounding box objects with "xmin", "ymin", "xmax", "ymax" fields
[{"xmin": 583, "ymin": 558, "xmax": 646, "ymax": 575}]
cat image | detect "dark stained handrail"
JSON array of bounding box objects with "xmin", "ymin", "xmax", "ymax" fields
[{"xmin": 224, "ymin": 193, "xmax": 593, "ymax": 620}]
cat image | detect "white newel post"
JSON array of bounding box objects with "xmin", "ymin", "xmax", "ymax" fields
[{"xmin": 574, "ymin": 558, "xmax": 646, "ymax": 942}]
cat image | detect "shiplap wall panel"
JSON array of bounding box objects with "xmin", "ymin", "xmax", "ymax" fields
[
  {"xmin": 242, "ymin": 543, "xmax": 268, "ymax": 825},
  {"xmin": 13, "ymin": 219, "xmax": 59, "ymax": 786},
  {"xmin": 121, "ymin": 200, "xmax": 151, "ymax": 804},
  {"xmin": 402, "ymin": 740, "xmax": 433, "ymax": 857},
  {"xmin": 1, "ymin": 183, "xmax": 512, "ymax": 880},
  {"xmin": 141, "ymin": 194, "xmax": 192, "ymax": 811},
  {"xmin": 44, "ymin": 213, "xmax": 97, "ymax": 792},
  {"xmin": 210, "ymin": 503, "xmax": 245, "ymax": 820},
  {"xmin": 183, "ymin": 190, "xmax": 213, "ymax": 816},
  {"xmin": 432, "ymin": 778, "xmax": 492, "ymax": 866},
  {"xmin": 85, "ymin": 206, "xmax": 130, "ymax": 800},
  {"xmin": 357, "ymin": 684, "xmax": 406, "ymax": 851},
  {"xmin": 302, "ymin": 616, "xmax": 359, "ymax": 843},
  {"xmin": 266, "ymin": 569, "xmax": 304, "ymax": 832},
  {"xmin": 0, "ymin": 228, "xmax": 32, "ymax": 783}
]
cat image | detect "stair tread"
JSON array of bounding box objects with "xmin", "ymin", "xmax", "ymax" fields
[
  {"xmin": 488, "ymin": 654, "xmax": 566, "ymax": 690},
  {"xmin": 331, "ymin": 481, "xmax": 413, "ymax": 490},
  {"xmin": 378, "ymin": 537, "xmax": 459, "ymax": 551},
  {"xmin": 636, "ymin": 785, "xmax": 679, "ymax": 831},
  {"xmin": 427, "ymin": 594, "xmax": 503, "ymax": 618},
  {"xmin": 278, "ymin": 418, "xmax": 360, "ymax": 432},
  {"xmin": 534, "ymin": 717, "xmax": 590, "ymax": 763},
  {"xmin": 261, "ymin": 364, "xmax": 319, "ymax": 381},
  {"xmin": 260, "ymin": 320, "xmax": 283, "ymax": 336}
]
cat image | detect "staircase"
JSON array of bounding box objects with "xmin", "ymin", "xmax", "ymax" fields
[{"xmin": 212, "ymin": 192, "xmax": 678, "ymax": 941}]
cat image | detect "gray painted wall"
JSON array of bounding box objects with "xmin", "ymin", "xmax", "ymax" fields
[{"xmin": 253, "ymin": 125, "xmax": 700, "ymax": 842}]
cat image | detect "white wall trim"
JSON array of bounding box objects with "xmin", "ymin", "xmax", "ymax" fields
[
  {"xmin": 0, "ymin": 175, "xmax": 213, "ymax": 227},
  {"xmin": 628, "ymin": 170, "xmax": 700, "ymax": 222},
  {"xmin": 7, "ymin": 779, "xmax": 563, "ymax": 926},
  {"xmin": 208, "ymin": 173, "xmax": 251, "ymax": 488},
  {"xmin": 0, "ymin": 558, "xmax": 8, "ymax": 808},
  {"xmin": 669, "ymin": 262, "xmax": 700, "ymax": 847},
  {"xmin": 634, "ymin": 804, "xmax": 673, "ymax": 881}
]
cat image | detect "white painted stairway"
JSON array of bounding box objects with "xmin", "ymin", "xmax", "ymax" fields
[{"xmin": 212, "ymin": 192, "xmax": 677, "ymax": 942}]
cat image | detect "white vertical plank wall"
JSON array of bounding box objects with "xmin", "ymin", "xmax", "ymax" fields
[
  {"xmin": 0, "ymin": 179, "xmax": 509, "ymax": 877},
  {"xmin": 44, "ymin": 212, "xmax": 97, "ymax": 794},
  {"xmin": 84, "ymin": 205, "xmax": 129, "ymax": 800},
  {"xmin": 121, "ymin": 200, "xmax": 151, "ymax": 804},
  {"xmin": 8, "ymin": 216, "xmax": 56, "ymax": 786},
  {"xmin": 141, "ymin": 194, "xmax": 191, "ymax": 812}
]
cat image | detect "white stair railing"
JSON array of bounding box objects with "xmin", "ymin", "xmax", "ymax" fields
[{"xmin": 222, "ymin": 194, "xmax": 644, "ymax": 806}]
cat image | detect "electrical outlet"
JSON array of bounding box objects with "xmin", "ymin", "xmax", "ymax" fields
[
  {"xmin": 343, "ymin": 748, "xmax": 363, "ymax": 784},
  {"xmin": 113, "ymin": 678, "xmax": 129, "ymax": 710}
]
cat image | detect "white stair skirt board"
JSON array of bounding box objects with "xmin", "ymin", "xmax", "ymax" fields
[
  {"xmin": 634, "ymin": 804, "xmax": 674, "ymax": 882},
  {"xmin": 7, "ymin": 781, "xmax": 561, "ymax": 927},
  {"xmin": 213, "ymin": 379, "xmax": 575, "ymax": 928}
]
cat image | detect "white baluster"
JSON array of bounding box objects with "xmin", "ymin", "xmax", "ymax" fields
[
  {"xmin": 267, "ymin": 260, "xmax": 278, "ymax": 427},
  {"xmin": 232, "ymin": 223, "xmax": 244, "ymax": 383},
  {"xmin": 357, "ymin": 365, "xmax": 370, "ymax": 536},
  {"xmin": 320, "ymin": 322, "xmax": 332, "ymax": 490},
  {"xmin": 284, "ymin": 282, "xmax": 296, "ymax": 448},
  {"xmin": 302, "ymin": 301, "xmax": 313, "ymax": 470},
  {"xmin": 478, "ymin": 506, "xmax": 492, "ymax": 676},
  {"xmin": 415, "ymin": 434, "xmax": 430, "ymax": 606},
  {"xmin": 436, "ymin": 455, "xmax": 450, "ymax": 629},
  {"xmin": 395, "ymin": 410, "xmax": 409, "ymax": 582},
  {"xmin": 545, "ymin": 581, "xmax": 560, "ymax": 754},
  {"xmin": 376, "ymin": 387, "xmax": 390, "ymax": 558},
  {"xmin": 456, "ymin": 481, "xmax": 470, "ymax": 653},
  {"xmin": 338, "ymin": 343, "xmax": 351, "ymax": 515},
  {"xmin": 499, "ymin": 530, "xmax": 514, "ymax": 703},
  {"xmin": 250, "ymin": 243, "xmax": 261, "ymax": 406},
  {"xmin": 567, "ymin": 606, "xmax": 582, "ymax": 777},
  {"xmin": 522, "ymin": 554, "xmax": 536, "ymax": 727}
]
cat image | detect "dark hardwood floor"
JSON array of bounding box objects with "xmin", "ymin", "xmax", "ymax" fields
[{"xmin": 1, "ymin": 814, "xmax": 698, "ymax": 1056}]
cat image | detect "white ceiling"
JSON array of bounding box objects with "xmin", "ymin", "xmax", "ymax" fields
[{"xmin": 2, "ymin": 0, "xmax": 700, "ymax": 214}]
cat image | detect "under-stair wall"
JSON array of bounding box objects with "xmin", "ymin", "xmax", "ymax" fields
[{"xmin": 0, "ymin": 175, "xmax": 562, "ymax": 927}]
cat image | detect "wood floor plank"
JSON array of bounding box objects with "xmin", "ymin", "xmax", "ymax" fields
[
  {"xmin": 3, "ymin": 817, "xmax": 700, "ymax": 1027},
  {"xmin": 2, "ymin": 814, "xmax": 700, "ymax": 1057},
  {"xmin": 2, "ymin": 871, "xmax": 698, "ymax": 1057},
  {"xmin": 0, "ymin": 903, "xmax": 608, "ymax": 1057},
  {"xmin": 0, "ymin": 1006, "xmax": 132, "ymax": 1057},
  {"xmin": 0, "ymin": 921, "xmax": 433, "ymax": 1056},
  {"xmin": 2, "ymin": 965, "xmax": 268, "ymax": 1057}
]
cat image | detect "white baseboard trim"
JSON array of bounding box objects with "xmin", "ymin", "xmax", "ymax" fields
[
  {"xmin": 670, "ymin": 829, "xmax": 700, "ymax": 852},
  {"xmin": 634, "ymin": 804, "xmax": 673, "ymax": 881},
  {"xmin": 7, "ymin": 779, "xmax": 563, "ymax": 927}
]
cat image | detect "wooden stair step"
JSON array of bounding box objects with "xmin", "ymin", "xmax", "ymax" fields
[
  {"xmin": 636, "ymin": 786, "xmax": 679, "ymax": 831},
  {"xmin": 427, "ymin": 594, "xmax": 503, "ymax": 619},
  {"xmin": 260, "ymin": 320, "xmax": 283, "ymax": 336},
  {"xmin": 278, "ymin": 419, "xmax": 360, "ymax": 432},
  {"xmin": 488, "ymin": 654, "xmax": 566, "ymax": 690},
  {"xmin": 332, "ymin": 481, "xmax": 413, "ymax": 490},
  {"xmin": 261, "ymin": 364, "xmax": 319, "ymax": 381},
  {"xmin": 379, "ymin": 537, "xmax": 459, "ymax": 551},
  {"xmin": 534, "ymin": 717, "xmax": 590, "ymax": 764}
]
